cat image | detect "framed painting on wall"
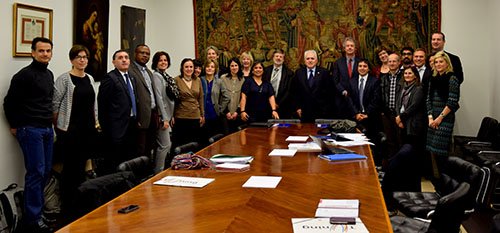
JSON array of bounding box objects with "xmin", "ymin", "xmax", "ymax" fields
[
  {"xmin": 74, "ymin": 0, "xmax": 109, "ymax": 81},
  {"xmin": 121, "ymin": 5, "xmax": 146, "ymax": 56},
  {"xmin": 13, "ymin": 3, "xmax": 53, "ymax": 57}
]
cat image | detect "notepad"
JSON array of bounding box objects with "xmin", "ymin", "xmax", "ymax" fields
[
  {"xmin": 269, "ymin": 149, "xmax": 297, "ymax": 157},
  {"xmin": 291, "ymin": 218, "xmax": 368, "ymax": 233},
  {"xmin": 286, "ymin": 136, "xmax": 310, "ymax": 142},
  {"xmin": 242, "ymin": 176, "xmax": 282, "ymax": 188},
  {"xmin": 153, "ymin": 176, "xmax": 214, "ymax": 188},
  {"xmin": 210, "ymin": 154, "xmax": 254, "ymax": 164},
  {"xmin": 216, "ymin": 163, "xmax": 250, "ymax": 171}
]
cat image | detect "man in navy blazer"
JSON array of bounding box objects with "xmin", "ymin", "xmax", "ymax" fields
[
  {"xmin": 347, "ymin": 59, "xmax": 381, "ymax": 141},
  {"xmin": 263, "ymin": 49, "xmax": 295, "ymax": 119},
  {"xmin": 431, "ymin": 32, "xmax": 464, "ymax": 84},
  {"xmin": 332, "ymin": 37, "xmax": 362, "ymax": 119},
  {"xmin": 294, "ymin": 50, "xmax": 334, "ymax": 122},
  {"xmin": 98, "ymin": 50, "xmax": 138, "ymax": 172}
]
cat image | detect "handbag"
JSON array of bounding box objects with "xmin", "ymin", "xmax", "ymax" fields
[{"xmin": 170, "ymin": 152, "xmax": 215, "ymax": 170}]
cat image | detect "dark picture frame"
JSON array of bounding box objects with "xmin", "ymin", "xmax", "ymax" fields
[
  {"xmin": 121, "ymin": 5, "xmax": 146, "ymax": 56},
  {"xmin": 13, "ymin": 3, "xmax": 53, "ymax": 57},
  {"xmin": 74, "ymin": 0, "xmax": 109, "ymax": 81}
]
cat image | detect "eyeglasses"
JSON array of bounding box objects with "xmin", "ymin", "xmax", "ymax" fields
[{"xmin": 75, "ymin": 55, "xmax": 88, "ymax": 60}]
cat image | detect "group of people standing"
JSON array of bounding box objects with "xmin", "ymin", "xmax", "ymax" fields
[{"xmin": 3, "ymin": 31, "xmax": 462, "ymax": 232}]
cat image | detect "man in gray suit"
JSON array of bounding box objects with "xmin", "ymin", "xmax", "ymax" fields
[{"xmin": 128, "ymin": 44, "xmax": 157, "ymax": 157}]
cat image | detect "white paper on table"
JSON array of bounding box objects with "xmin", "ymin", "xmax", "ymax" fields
[
  {"xmin": 216, "ymin": 163, "xmax": 250, "ymax": 170},
  {"xmin": 328, "ymin": 139, "xmax": 374, "ymax": 147},
  {"xmin": 318, "ymin": 199, "xmax": 359, "ymax": 209},
  {"xmin": 315, "ymin": 207, "xmax": 359, "ymax": 218},
  {"xmin": 291, "ymin": 218, "xmax": 368, "ymax": 233},
  {"xmin": 269, "ymin": 149, "xmax": 297, "ymax": 157},
  {"xmin": 242, "ymin": 176, "xmax": 282, "ymax": 188},
  {"xmin": 337, "ymin": 133, "xmax": 369, "ymax": 141},
  {"xmin": 153, "ymin": 176, "xmax": 215, "ymax": 188},
  {"xmin": 285, "ymin": 136, "xmax": 310, "ymax": 142},
  {"xmin": 288, "ymin": 143, "xmax": 321, "ymax": 152}
]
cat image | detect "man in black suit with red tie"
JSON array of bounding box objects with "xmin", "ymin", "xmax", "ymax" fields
[
  {"xmin": 332, "ymin": 37, "xmax": 362, "ymax": 119},
  {"xmin": 431, "ymin": 32, "xmax": 464, "ymax": 84},
  {"xmin": 263, "ymin": 49, "xmax": 295, "ymax": 119},
  {"xmin": 294, "ymin": 50, "xmax": 333, "ymax": 122},
  {"xmin": 98, "ymin": 50, "xmax": 138, "ymax": 172}
]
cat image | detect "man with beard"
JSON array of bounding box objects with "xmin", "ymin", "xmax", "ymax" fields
[
  {"xmin": 400, "ymin": 47, "xmax": 414, "ymax": 70},
  {"xmin": 263, "ymin": 49, "xmax": 295, "ymax": 118}
]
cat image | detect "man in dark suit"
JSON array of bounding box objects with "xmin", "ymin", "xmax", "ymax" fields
[
  {"xmin": 128, "ymin": 44, "xmax": 157, "ymax": 157},
  {"xmin": 98, "ymin": 50, "xmax": 138, "ymax": 172},
  {"xmin": 413, "ymin": 48, "xmax": 431, "ymax": 94},
  {"xmin": 263, "ymin": 49, "xmax": 295, "ymax": 119},
  {"xmin": 294, "ymin": 50, "xmax": 333, "ymax": 122},
  {"xmin": 431, "ymin": 32, "xmax": 464, "ymax": 84},
  {"xmin": 347, "ymin": 58, "xmax": 381, "ymax": 141},
  {"xmin": 332, "ymin": 37, "xmax": 362, "ymax": 119}
]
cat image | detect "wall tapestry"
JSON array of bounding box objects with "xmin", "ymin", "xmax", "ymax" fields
[
  {"xmin": 74, "ymin": 0, "xmax": 109, "ymax": 81},
  {"xmin": 194, "ymin": 0, "xmax": 441, "ymax": 71},
  {"xmin": 121, "ymin": 5, "xmax": 146, "ymax": 57}
]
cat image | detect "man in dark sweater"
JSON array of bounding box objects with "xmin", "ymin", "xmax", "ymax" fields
[{"xmin": 4, "ymin": 37, "xmax": 54, "ymax": 233}]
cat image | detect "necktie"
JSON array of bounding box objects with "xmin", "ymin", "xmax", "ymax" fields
[
  {"xmin": 359, "ymin": 78, "xmax": 365, "ymax": 112},
  {"xmin": 271, "ymin": 68, "xmax": 279, "ymax": 95},
  {"xmin": 125, "ymin": 74, "xmax": 137, "ymax": 117},
  {"xmin": 308, "ymin": 69, "xmax": 314, "ymax": 87},
  {"xmin": 348, "ymin": 58, "xmax": 353, "ymax": 78}
]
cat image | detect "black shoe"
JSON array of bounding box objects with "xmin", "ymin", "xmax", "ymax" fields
[
  {"xmin": 26, "ymin": 221, "xmax": 53, "ymax": 233},
  {"xmin": 43, "ymin": 214, "xmax": 57, "ymax": 224}
]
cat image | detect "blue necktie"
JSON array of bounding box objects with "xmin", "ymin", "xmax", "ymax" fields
[
  {"xmin": 125, "ymin": 73, "xmax": 137, "ymax": 117},
  {"xmin": 359, "ymin": 78, "xmax": 365, "ymax": 112},
  {"xmin": 308, "ymin": 69, "xmax": 314, "ymax": 87}
]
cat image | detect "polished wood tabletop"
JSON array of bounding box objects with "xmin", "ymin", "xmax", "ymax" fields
[{"xmin": 57, "ymin": 124, "xmax": 392, "ymax": 233}]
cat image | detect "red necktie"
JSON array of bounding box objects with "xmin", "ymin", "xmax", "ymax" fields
[{"xmin": 348, "ymin": 58, "xmax": 352, "ymax": 78}]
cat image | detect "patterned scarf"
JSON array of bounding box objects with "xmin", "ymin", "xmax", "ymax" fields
[{"xmin": 156, "ymin": 69, "xmax": 179, "ymax": 100}]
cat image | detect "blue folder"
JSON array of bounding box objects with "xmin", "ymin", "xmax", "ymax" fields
[{"xmin": 319, "ymin": 153, "xmax": 367, "ymax": 161}]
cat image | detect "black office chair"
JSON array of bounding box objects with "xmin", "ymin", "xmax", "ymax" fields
[
  {"xmin": 391, "ymin": 182, "xmax": 470, "ymax": 233},
  {"xmin": 391, "ymin": 156, "xmax": 487, "ymax": 219},
  {"xmin": 116, "ymin": 156, "xmax": 153, "ymax": 184},
  {"xmin": 454, "ymin": 117, "xmax": 498, "ymax": 159},
  {"xmin": 173, "ymin": 142, "xmax": 199, "ymax": 155},
  {"xmin": 208, "ymin": 133, "xmax": 224, "ymax": 144}
]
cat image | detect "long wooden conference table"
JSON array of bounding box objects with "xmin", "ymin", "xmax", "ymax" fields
[{"xmin": 57, "ymin": 124, "xmax": 392, "ymax": 233}]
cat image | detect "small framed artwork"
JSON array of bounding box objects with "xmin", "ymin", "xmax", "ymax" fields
[{"xmin": 13, "ymin": 3, "xmax": 53, "ymax": 57}]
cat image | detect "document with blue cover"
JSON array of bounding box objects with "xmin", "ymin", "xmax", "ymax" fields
[{"xmin": 318, "ymin": 154, "xmax": 367, "ymax": 161}]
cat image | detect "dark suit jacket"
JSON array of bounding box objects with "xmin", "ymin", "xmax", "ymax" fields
[
  {"xmin": 332, "ymin": 56, "xmax": 362, "ymax": 118},
  {"xmin": 395, "ymin": 84, "xmax": 427, "ymax": 138},
  {"xmin": 445, "ymin": 51, "xmax": 463, "ymax": 84},
  {"xmin": 347, "ymin": 74, "xmax": 381, "ymax": 118},
  {"xmin": 98, "ymin": 69, "xmax": 137, "ymax": 139},
  {"xmin": 294, "ymin": 66, "xmax": 333, "ymax": 122},
  {"xmin": 263, "ymin": 64, "xmax": 295, "ymax": 118},
  {"xmin": 129, "ymin": 62, "xmax": 155, "ymax": 129},
  {"xmin": 420, "ymin": 65, "xmax": 432, "ymax": 95}
]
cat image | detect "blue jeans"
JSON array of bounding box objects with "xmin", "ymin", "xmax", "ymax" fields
[{"xmin": 16, "ymin": 127, "xmax": 54, "ymax": 224}]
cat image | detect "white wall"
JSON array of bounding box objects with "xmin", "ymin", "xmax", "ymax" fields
[
  {"xmin": 0, "ymin": 0, "xmax": 194, "ymax": 188},
  {"xmin": 489, "ymin": 0, "xmax": 500, "ymax": 119},
  {"xmin": 441, "ymin": 0, "xmax": 493, "ymax": 136}
]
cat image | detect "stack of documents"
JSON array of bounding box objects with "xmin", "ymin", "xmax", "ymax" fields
[
  {"xmin": 327, "ymin": 133, "xmax": 374, "ymax": 147},
  {"xmin": 209, "ymin": 154, "xmax": 254, "ymax": 164},
  {"xmin": 288, "ymin": 142, "xmax": 321, "ymax": 152},
  {"xmin": 215, "ymin": 163, "xmax": 250, "ymax": 171},
  {"xmin": 315, "ymin": 199, "xmax": 359, "ymax": 218},
  {"xmin": 269, "ymin": 149, "xmax": 297, "ymax": 157}
]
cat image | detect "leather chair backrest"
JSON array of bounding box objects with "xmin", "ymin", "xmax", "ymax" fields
[
  {"xmin": 117, "ymin": 156, "xmax": 153, "ymax": 184},
  {"xmin": 428, "ymin": 182, "xmax": 470, "ymax": 233},
  {"xmin": 174, "ymin": 142, "xmax": 199, "ymax": 155},
  {"xmin": 477, "ymin": 117, "xmax": 497, "ymax": 141}
]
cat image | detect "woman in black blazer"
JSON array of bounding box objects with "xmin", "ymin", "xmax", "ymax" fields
[{"xmin": 395, "ymin": 66, "xmax": 427, "ymax": 151}]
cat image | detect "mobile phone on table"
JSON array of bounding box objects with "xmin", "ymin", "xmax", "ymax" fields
[
  {"xmin": 330, "ymin": 217, "xmax": 356, "ymax": 225},
  {"xmin": 118, "ymin": 205, "xmax": 139, "ymax": 214}
]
